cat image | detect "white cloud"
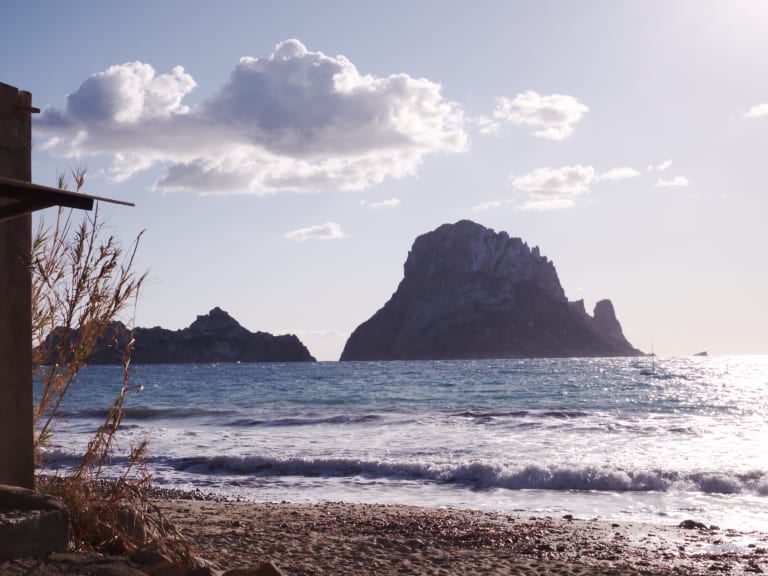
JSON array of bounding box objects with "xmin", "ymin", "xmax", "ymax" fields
[
  {"xmin": 744, "ymin": 103, "xmax": 768, "ymax": 118},
  {"xmin": 647, "ymin": 160, "xmax": 672, "ymax": 172},
  {"xmin": 285, "ymin": 222, "xmax": 345, "ymax": 241},
  {"xmin": 510, "ymin": 164, "xmax": 640, "ymax": 210},
  {"xmin": 597, "ymin": 167, "xmax": 641, "ymax": 181},
  {"xmin": 369, "ymin": 198, "xmax": 401, "ymax": 209},
  {"xmin": 648, "ymin": 162, "xmax": 690, "ymax": 187},
  {"xmin": 472, "ymin": 199, "xmax": 505, "ymax": 212},
  {"xmin": 479, "ymin": 91, "xmax": 588, "ymax": 140},
  {"xmin": 474, "ymin": 115, "xmax": 500, "ymax": 135},
  {"xmin": 511, "ymin": 165, "xmax": 596, "ymax": 209},
  {"xmin": 37, "ymin": 39, "xmax": 467, "ymax": 194},
  {"xmin": 655, "ymin": 176, "xmax": 690, "ymax": 188},
  {"xmin": 55, "ymin": 62, "xmax": 197, "ymax": 124}
]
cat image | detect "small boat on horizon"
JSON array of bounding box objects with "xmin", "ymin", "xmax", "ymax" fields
[
  {"xmin": 639, "ymin": 365, "xmax": 656, "ymax": 376},
  {"xmin": 640, "ymin": 345, "xmax": 656, "ymax": 376}
]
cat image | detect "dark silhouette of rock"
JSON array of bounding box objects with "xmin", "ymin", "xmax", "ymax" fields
[
  {"xmin": 37, "ymin": 307, "xmax": 316, "ymax": 364},
  {"xmin": 340, "ymin": 220, "xmax": 640, "ymax": 360}
]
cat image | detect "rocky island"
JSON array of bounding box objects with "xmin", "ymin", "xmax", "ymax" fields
[
  {"xmin": 341, "ymin": 220, "xmax": 640, "ymax": 360},
  {"xmin": 37, "ymin": 307, "xmax": 316, "ymax": 364}
]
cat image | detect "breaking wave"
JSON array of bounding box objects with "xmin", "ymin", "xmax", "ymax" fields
[{"xmin": 168, "ymin": 454, "xmax": 768, "ymax": 496}]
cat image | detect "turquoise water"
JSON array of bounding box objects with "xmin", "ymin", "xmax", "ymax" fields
[{"xmin": 40, "ymin": 356, "xmax": 768, "ymax": 530}]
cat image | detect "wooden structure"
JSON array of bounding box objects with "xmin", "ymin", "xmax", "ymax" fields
[
  {"xmin": 0, "ymin": 82, "xmax": 131, "ymax": 488},
  {"xmin": 0, "ymin": 176, "xmax": 132, "ymax": 223}
]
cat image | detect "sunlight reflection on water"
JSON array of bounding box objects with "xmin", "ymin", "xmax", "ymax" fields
[{"xmin": 39, "ymin": 355, "xmax": 768, "ymax": 531}]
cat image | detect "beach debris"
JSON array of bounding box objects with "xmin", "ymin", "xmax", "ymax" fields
[
  {"xmin": 0, "ymin": 484, "xmax": 71, "ymax": 562},
  {"xmin": 222, "ymin": 562, "xmax": 285, "ymax": 576},
  {"xmin": 679, "ymin": 519, "xmax": 709, "ymax": 531}
]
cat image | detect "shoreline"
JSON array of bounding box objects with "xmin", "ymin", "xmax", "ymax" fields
[
  {"xmin": 153, "ymin": 496, "xmax": 767, "ymax": 575},
  {"xmin": 5, "ymin": 482, "xmax": 767, "ymax": 575}
]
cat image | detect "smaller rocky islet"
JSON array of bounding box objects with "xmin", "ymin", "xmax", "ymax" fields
[{"xmin": 35, "ymin": 307, "xmax": 316, "ymax": 364}]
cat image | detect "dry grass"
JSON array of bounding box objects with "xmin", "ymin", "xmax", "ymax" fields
[
  {"xmin": 29, "ymin": 169, "xmax": 193, "ymax": 564},
  {"xmin": 30, "ymin": 168, "xmax": 145, "ymax": 447}
]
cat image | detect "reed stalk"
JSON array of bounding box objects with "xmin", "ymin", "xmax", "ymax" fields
[{"xmin": 29, "ymin": 169, "xmax": 192, "ymax": 561}]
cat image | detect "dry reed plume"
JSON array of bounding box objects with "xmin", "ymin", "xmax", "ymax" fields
[{"xmin": 29, "ymin": 168, "xmax": 193, "ymax": 563}]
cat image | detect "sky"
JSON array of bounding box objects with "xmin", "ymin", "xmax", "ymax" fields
[{"xmin": 2, "ymin": 1, "xmax": 767, "ymax": 361}]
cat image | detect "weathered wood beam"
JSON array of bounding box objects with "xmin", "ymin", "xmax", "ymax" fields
[
  {"xmin": 0, "ymin": 83, "xmax": 34, "ymax": 489},
  {"xmin": 0, "ymin": 176, "xmax": 135, "ymax": 223}
]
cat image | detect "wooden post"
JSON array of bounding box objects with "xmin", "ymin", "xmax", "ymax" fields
[{"xmin": 0, "ymin": 83, "xmax": 34, "ymax": 489}]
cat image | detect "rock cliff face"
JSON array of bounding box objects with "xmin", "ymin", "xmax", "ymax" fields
[
  {"xmin": 37, "ymin": 307, "xmax": 316, "ymax": 364},
  {"xmin": 340, "ymin": 220, "xmax": 640, "ymax": 360}
]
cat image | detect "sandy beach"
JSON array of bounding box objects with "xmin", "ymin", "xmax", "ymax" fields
[
  {"xmin": 152, "ymin": 496, "xmax": 767, "ymax": 575},
  {"xmin": 2, "ymin": 489, "xmax": 767, "ymax": 575}
]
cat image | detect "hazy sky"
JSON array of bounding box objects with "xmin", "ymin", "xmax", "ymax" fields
[{"xmin": 3, "ymin": 1, "xmax": 767, "ymax": 360}]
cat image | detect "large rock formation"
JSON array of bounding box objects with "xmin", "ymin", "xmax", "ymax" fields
[
  {"xmin": 340, "ymin": 220, "xmax": 640, "ymax": 360},
  {"xmin": 37, "ymin": 307, "xmax": 316, "ymax": 364}
]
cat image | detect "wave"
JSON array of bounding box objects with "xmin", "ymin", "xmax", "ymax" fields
[
  {"xmin": 125, "ymin": 406, "xmax": 238, "ymax": 420},
  {"xmin": 227, "ymin": 414, "xmax": 383, "ymax": 428},
  {"xmin": 60, "ymin": 405, "xmax": 385, "ymax": 428},
  {"xmin": 61, "ymin": 406, "xmax": 237, "ymax": 420},
  {"xmin": 454, "ymin": 409, "xmax": 590, "ymax": 420},
  {"xmin": 54, "ymin": 402, "xmax": 701, "ymax": 435},
  {"xmin": 167, "ymin": 454, "xmax": 768, "ymax": 496}
]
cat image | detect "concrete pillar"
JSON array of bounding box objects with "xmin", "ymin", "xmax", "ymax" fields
[{"xmin": 0, "ymin": 83, "xmax": 34, "ymax": 488}]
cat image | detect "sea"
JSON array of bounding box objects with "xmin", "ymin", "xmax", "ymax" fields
[{"xmin": 39, "ymin": 356, "xmax": 768, "ymax": 532}]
